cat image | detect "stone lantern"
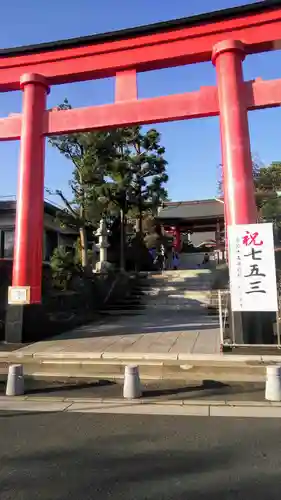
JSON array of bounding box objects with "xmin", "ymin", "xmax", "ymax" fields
[{"xmin": 95, "ymin": 218, "xmax": 110, "ymax": 273}]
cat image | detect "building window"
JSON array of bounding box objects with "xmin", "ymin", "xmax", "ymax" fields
[{"xmin": 3, "ymin": 229, "xmax": 15, "ymax": 258}]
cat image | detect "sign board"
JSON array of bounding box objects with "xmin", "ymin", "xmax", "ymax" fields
[
  {"xmin": 228, "ymin": 223, "xmax": 278, "ymax": 312},
  {"xmin": 8, "ymin": 286, "xmax": 30, "ymax": 305}
]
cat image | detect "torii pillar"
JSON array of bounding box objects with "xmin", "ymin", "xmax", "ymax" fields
[
  {"xmin": 12, "ymin": 73, "xmax": 49, "ymax": 305},
  {"xmin": 212, "ymin": 40, "xmax": 257, "ymax": 226},
  {"xmin": 212, "ymin": 41, "xmax": 259, "ymax": 345},
  {"xmin": 6, "ymin": 74, "xmax": 49, "ymax": 343}
]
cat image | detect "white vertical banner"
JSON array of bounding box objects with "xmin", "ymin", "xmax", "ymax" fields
[{"xmin": 228, "ymin": 223, "xmax": 278, "ymax": 312}]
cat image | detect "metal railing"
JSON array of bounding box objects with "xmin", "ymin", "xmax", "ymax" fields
[{"xmin": 217, "ymin": 289, "xmax": 281, "ymax": 349}]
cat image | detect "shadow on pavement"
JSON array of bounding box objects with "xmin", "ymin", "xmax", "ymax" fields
[
  {"xmin": 0, "ymin": 378, "xmax": 264, "ymax": 401},
  {"xmin": 0, "ymin": 412, "xmax": 279, "ymax": 499}
]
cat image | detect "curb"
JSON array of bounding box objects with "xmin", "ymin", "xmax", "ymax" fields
[
  {"xmin": 1, "ymin": 395, "xmax": 281, "ymax": 418},
  {"xmin": 2, "ymin": 351, "xmax": 281, "ymax": 363},
  {"xmin": 1, "ymin": 352, "xmax": 280, "ymax": 384}
]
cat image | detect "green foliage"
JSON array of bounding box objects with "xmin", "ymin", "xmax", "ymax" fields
[
  {"xmin": 48, "ymin": 99, "xmax": 112, "ymax": 229},
  {"xmin": 48, "ymin": 100, "xmax": 169, "ymax": 271},
  {"xmin": 50, "ymin": 246, "xmax": 80, "ymax": 290},
  {"xmin": 99, "ymin": 125, "xmax": 168, "ymax": 218},
  {"xmin": 127, "ymin": 233, "xmax": 155, "ymax": 271},
  {"xmin": 259, "ymin": 196, "xmax": 281, "ymax": 221},
  {"xmin": 254, "ymin": 162, "xmax": 281, "ymax": 193},
  {"xmin": 49, "ymin": 104, "xmax": 168, "ymax": 227},
  {"xmin": 254, "ymin": 162, "xmax": 281, "ymax": 225},
  {"xmin": 48, "ymin": 99, "xmax": 117, "ymax": 267}
]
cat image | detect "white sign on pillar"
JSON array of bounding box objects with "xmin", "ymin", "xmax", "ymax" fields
[{"xmin": 228, "ymin": 223, "xmax": 278, "ymax": 312}]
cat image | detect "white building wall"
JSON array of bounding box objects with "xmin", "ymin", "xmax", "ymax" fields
[{"xmin": 190, "ymin": 231, "xmax": 216, "ymax": 247}]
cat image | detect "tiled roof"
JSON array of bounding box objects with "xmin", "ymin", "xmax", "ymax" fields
[
  {"xmin": 157, "ymin": 199, "xmax": 224, "ymax": 220},
  {"xmin": 0, "ymin": 200, "xmax": 62, "ymax": 217}
]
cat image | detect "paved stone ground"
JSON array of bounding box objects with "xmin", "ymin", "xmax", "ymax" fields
[
  {"xmin": 0, "ymin": 412, "xmax": 281, "ymax": 499},
  {"xmin": 0, "ymin": 378, "xmax": 265, "ymax": 401},
  {"xmin": 15, "ymin": 311, "xmax": 221, "ymax": 357}
]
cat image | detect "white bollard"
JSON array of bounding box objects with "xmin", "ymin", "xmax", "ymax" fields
[
  {"xmin": 6, "ymin": 364, "xmax": 24, "ymax": 396},
  {"xmin": 265, "ymin": 365, "xmax": 281, "ymax": 402},
  {"xmin": 123, "ymin": 365, "xmax": 142, "ymax": 399}
]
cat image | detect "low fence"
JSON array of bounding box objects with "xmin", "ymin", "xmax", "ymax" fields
[{"xmin": 217, "ymin": 289, "xmax": 281, "ymax": 349}]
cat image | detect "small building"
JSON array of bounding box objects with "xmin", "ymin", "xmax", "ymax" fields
[
  {"xmin": 157, "ymin": 198, "xmax": 225, "ymax": 249},
  {"xmin": 155, "ymin": 198, "xmax": 225, "ymax": 267},
  {"xmin": 0, "ymin": 199, "xmax": 78, "ymax": 262}
]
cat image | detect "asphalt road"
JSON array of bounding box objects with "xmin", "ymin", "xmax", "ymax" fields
[{"xmin": 0, "ymin": 412, "xmax": 280, "ymax": 499}]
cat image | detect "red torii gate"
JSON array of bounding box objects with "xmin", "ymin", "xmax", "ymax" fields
[{"xmin": 1, "ymin": 0, "xmax": 281, "ymax": 304}]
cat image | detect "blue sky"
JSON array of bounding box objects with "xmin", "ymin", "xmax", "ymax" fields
[{"xmin": 0, "ymin": 0, "xmax": 281, "ymax": 203}]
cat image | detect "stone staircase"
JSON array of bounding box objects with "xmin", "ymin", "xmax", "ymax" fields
[
  {"xmin": 98, "ymin": 273, "xmax": 146, "ymax": 316},
  {"xmin": 99, "ymin": 269, "xmax": 224, "ymax": 317},
  {"xmin": 141, "ymin": 269, "xmax": 214, "ymax": 314}
]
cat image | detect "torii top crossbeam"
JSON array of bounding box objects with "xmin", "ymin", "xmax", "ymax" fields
[
  {"xmin": 1, "ymin": 0, "xmax": 281, "ymax": 141},
  {"xmin": 2, "ymin": 0, "xmax": 281, "ymax": 305},
  {"xmin": 0, "ymin": 0, "xmax": 281, "ymax": 89}
]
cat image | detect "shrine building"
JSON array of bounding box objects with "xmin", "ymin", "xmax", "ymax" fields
[{"xmin": 157, "ymin": 198, "xmax": 225, "ymax": 253}]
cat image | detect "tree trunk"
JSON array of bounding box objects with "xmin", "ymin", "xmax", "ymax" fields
[
  {"xmin": 78, "ymin": 178, "xmax": 89, "ymax": 271},
  {"xmin": 136, "ymin": 191, "xmax": 143, "ymax": 234},
  {"xmin": 79, "ymin": 226, "xmax": 88, "ymax": 269},
  {"xmin": 78, "ymin": 193, "xmax": 90, "ymax": 270},
  {"xmin": 120, "ymin": 208, "xmax": 125, "ymax": 271}
]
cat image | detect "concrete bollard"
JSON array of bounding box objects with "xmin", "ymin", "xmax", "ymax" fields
[
  {"xmin": 265, "ymin": 365, "xmax": 281, "ymax": 402},
  {"xmin": 6, "ymin": 364, "xmax": 24, "ymax": 396},
  {"xmin": 123, "ymin": 365, "xmax": 142, "ymax": 399}
]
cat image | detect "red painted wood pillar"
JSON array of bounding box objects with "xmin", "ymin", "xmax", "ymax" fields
[
  {"xmin": 12, "ymin": 73, "xmax": 49, "ymax": 303},
  {"xmin": 174, "ymin": 226, "xmax": 181, "ymax": 252},
  {"xmin": 115, "ymin": 70, "xmax": 137, "ymax": 101},
  {"xmin": 212, "ymin": 40, "xmax": 257, "ymax": 227}
]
